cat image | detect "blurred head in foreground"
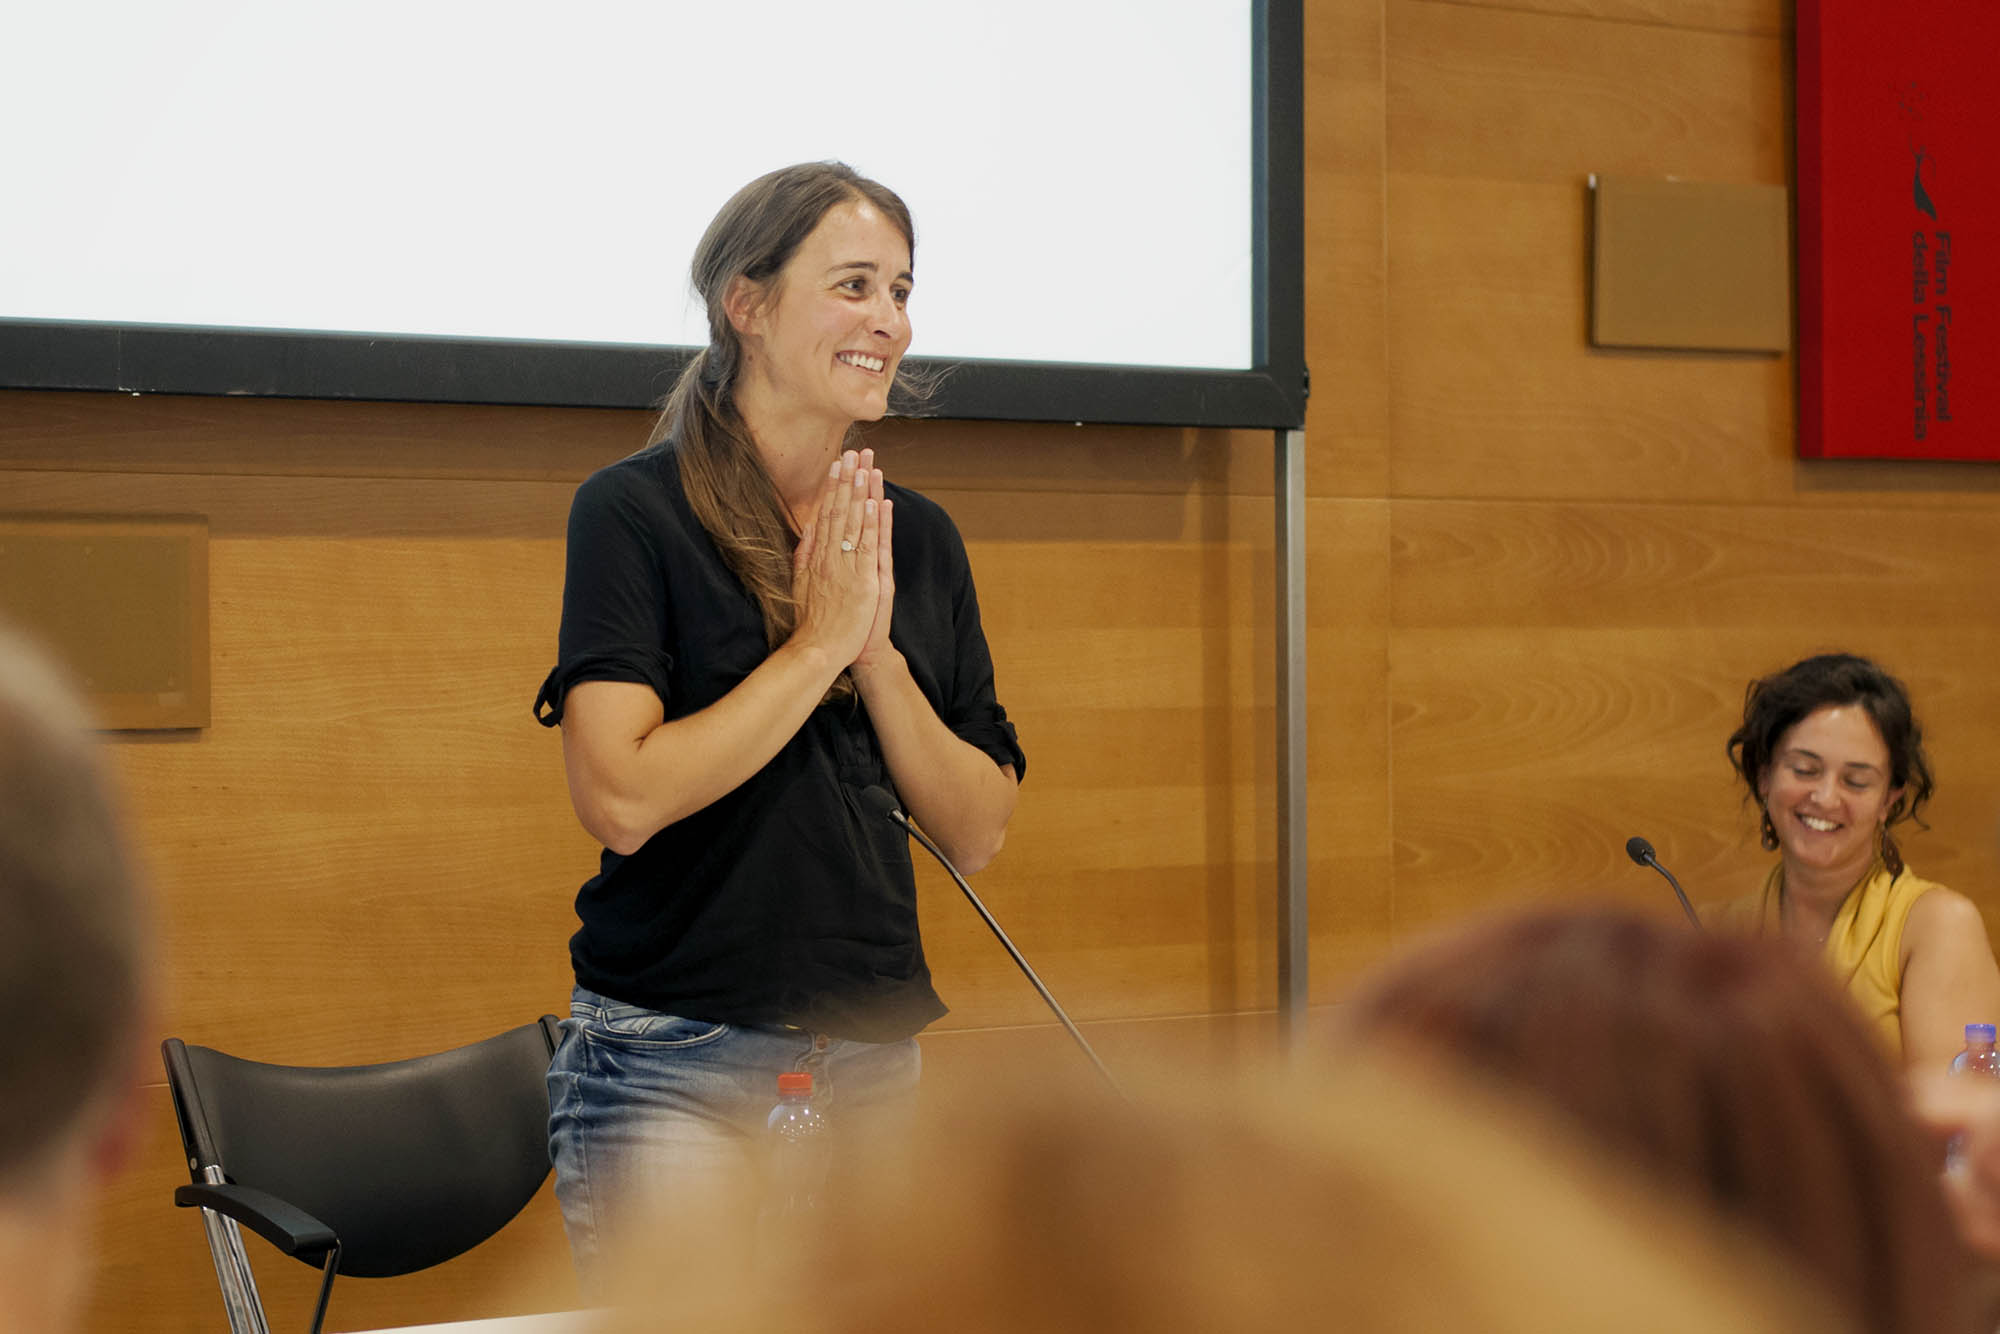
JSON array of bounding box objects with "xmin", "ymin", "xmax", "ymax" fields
[
  {"xmin": 0, "ymin": 624, "xmax": 151, "ymax": 1333},
  {"xmin": 1334, "ymin": 907, "xmax": 1977, "ymax": 1334},
  {"xmin": 595, "ymin": 1054, "xmax": 1844, "ymax": 1334}
]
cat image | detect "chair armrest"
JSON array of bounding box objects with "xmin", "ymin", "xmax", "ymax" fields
[{"xmin": 174, "ymin": 1182, "xmax": 339, "ymax": 1259}]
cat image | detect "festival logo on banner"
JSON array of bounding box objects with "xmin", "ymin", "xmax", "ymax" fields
[
  {"xmin": 1797, "ymin": 3, "xmax": 1993, "ymax": 460},
  {"xmin": 1908, "ymin": 90, "xmax": 1954, "ymax": 444}
]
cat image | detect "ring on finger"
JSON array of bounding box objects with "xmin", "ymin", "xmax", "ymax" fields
[{"xmin": 840, "ymin": 539, "xmax": 856, "ymax": 553}]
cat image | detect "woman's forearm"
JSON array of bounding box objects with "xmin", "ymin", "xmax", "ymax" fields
[
  {"xmin": 852, "ymin": 649, "xmax": 1017, "ymax": 873},
  {"xmin": 563, "ymin": 639, "xmax": 844, "ymax": 855}
]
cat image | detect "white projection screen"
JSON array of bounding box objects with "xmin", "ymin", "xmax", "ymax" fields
[{"xmin": 2, "ymin": 1, "xmax": 1304, "ymax": 429}]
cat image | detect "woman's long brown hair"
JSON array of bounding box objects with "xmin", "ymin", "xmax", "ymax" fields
[{"xmin": 648, "ymin": 163, "xmax": 916, "ymax": 680}]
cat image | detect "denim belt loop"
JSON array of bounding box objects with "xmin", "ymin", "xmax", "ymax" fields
[{"xmin": 797, "ymin": 1031, "xmax": 832, "ymax": 1083}]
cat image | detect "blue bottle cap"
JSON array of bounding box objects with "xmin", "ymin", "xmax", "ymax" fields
[{"xmin": 1968, "ymin": 1024, "xmax": 1997, "ymax": 1043}]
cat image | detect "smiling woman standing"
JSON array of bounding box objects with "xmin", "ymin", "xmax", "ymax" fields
[
  {"xmin": 532, "ymin": 162, "xmax": 1024, "ymax": 1284},
  {"xmin": 1712, "ymin": 653, "xmax": 2000, "ymax": 1072}
]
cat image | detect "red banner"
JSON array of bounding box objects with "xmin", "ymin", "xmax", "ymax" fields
[{"xmin": 1797, "ymin": 1, "xmax": 1998, "ymax": 459}]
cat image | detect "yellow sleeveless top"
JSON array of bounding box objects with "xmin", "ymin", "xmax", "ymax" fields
[{"xmin": 1706, "ymin": 859, "xmax": 1941, "ymax": 1061}]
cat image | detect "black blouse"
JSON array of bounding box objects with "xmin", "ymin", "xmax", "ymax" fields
[{"xmin": 535, "ymin": 446, "xmax": 1024, "ymax": 1042}]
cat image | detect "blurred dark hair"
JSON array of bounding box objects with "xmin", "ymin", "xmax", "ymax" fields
[
  {"xmin": 1335, "ymin": 908, "xmax": 1978, "ymax": 1334},
  {"xmin": 1727, "ymin": 653, "xmax": 1933, "ymax": 831}
]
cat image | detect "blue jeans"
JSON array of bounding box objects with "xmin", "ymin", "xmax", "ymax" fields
[{"xmin": 546, "ymin": 985, "xmax": 921, "ymax": 1292}]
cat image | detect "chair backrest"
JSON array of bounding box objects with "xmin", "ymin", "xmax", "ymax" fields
[{"xmin": 163, "ymin": 1017, "xmax": 561, "ymax": 1278}]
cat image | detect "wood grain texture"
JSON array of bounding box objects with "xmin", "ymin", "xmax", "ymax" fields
[
  {"xmin": 863, "ymin": 419, "xmax": 1278, "ymax": 500},
  {"xmin": 1388, "ymin": 626, "xmax": 1765, "ymax": 930},
  {"xmin": 1388, "ymin": 657, "xmax": 2000, "ymax": 947},
  {"xmin": 0, "ymin": 389, "xmax": 645, "ymax": 482},
  {"xmin": 0, "ymin": 468, "xmax": 579, "ymax": 538},
  {"xmin": 1386, "ymin": 175, "xmax": 1805, "ymax": 503},
  {"xmin": 918, "ymin": 1009, "xmax": 1286, "ymax": 1109},
  {"xmin": 1388, "ymin": 0, "xmax": 1788, "ymax": 184},
  {"xmin": 0, "ymin": 392, "xmax": 1285, "ymax": 499},
  {"xmin": 916, "ymin": 505, "xmax": 1391, "ymax": 1021},
  {"xmin": 1374, "ymin": 0, "xmax": 2000, "ymax": 953},
  {"xmin": 1409, "ymin": 0, "xmax": 1783, "ymax": 37},
  {"xmin": 1392, "ymin": 498, "xmax": 2000, "ymax": 630},
  {"xmin": 1304, "ymin": 0, "xmax": 1392, "ymax": 497},
  {"xmin": 1305, "ymin": 167, "xmax": 1392, "ymax": 498},
  {"xmin": 1384, "ymin": 510, "xmax": 2000, "ymax": 933}
]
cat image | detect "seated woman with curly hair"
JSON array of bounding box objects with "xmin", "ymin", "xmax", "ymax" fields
[{"xmin": 1715, "ymin": 652, "xmax": 2000, "ymax": 1071}]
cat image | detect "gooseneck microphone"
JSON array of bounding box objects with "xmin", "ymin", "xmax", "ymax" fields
[
  {"xmin": 1626, "ymin": 836, "xmax": 1702, "ymax": 929},
  {"xmin": 861, "ymin": 786, "xmax": 1124, "ymax": 1099}
]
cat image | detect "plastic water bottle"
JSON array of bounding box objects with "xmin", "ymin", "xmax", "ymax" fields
[
  {"xmin": 1950, "ymin": 1024, "xmax": 2000, "ymax": 1077},
  {"xmin": 1946, "ymin": 1024, "xmax": 1999, "ymax": 1175},
  {"xmin": 763, "ymin": 1070, "xmax": 830, "ymax": 1218}
]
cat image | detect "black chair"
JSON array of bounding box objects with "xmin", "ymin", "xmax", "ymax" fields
[{"xmin": 162, "ymin": 1017, "xmax": 563, "ymax": 1334}]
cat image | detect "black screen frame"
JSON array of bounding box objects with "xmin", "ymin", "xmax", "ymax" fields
[{"xmin": 0, "ymin": 0, "xmax": 1304, "ymax": 431}]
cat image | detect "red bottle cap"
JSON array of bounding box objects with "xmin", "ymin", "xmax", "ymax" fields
[{"xmin": 777, "ymin": 1071, "xmax": 814, "ymax": 1095}]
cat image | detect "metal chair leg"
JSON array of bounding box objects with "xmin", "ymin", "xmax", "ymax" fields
[{"xmin": 195, "ymin": 1165, "xmax": 272, "ymax": 1334}]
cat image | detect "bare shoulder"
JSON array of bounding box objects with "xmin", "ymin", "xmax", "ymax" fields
[
  {"xmin": 1905, "ymin": 885, "xmax": 1997, "ymax": 962},
  {"xmin": 1911, "ymin": 885, "xmax": 1991, "ymax": 933},
  {"xmin": 1900, "ymin": 884, "xmax": 2000, "ymax": 1071}
]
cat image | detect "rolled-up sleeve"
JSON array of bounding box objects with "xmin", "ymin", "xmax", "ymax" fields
[
  {"xmin": 534, "ymin": 467, "xmax": 676, "ymax": 728},
  {"xmin": 940, "ymin": 527, "xmax": 1026, "ymax": 781}
]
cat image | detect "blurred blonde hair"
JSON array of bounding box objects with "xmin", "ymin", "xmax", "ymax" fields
[
  {"xmin": 0, "ymin": 623, "xmax": 148, "ymax": 1189},
  {"xmin": 591, "ymin": 1054, "xmax": 1846, "ymax": 1334},
  {"xmin": 0, "ymin": 622, "xmax": 152, "ymax": 1334}
]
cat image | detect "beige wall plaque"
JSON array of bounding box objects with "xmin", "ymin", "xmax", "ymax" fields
[{"xmin": 0, "ymin": 515, "xmax": 210, "ymax": 729}]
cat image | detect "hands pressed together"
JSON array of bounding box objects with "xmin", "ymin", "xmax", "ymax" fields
[{"xmin": 792, "ymin": 447, "xmax": 898, "ymax": 674}]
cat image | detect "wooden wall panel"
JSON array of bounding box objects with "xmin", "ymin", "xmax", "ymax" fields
[
  {"xmin": 1385, "ymin": 0, "xmax": 1794, "ymax": 505},
  {"xmin": 1304, "ymin": 0, "xmax": 1391, "ymax": 497},
  {"xmin": 1387, "ymin": 501, "xmax": 2000, "ymax": 932},
  {"xmin": 1392, "ymin": 499, "xmax": 2000, "ymax": 631},
  {"xmin": 1389, "ymin": 624, "xmax": 1768, "ymax": 930},
  {"xmin": 1375, "ymin": 0, "xmax": 2000, "ymax": 949},
  {"xmin": 1387, "ymin": 176, "xmax": 1799, "ymax": 502},
  {"xmin": 916, "ymin": 491, "xmax": 1399, "ymax": 1023},
  {"xmin": 1413, "ymin": 0, "xmax": 1782, "ymax": 38},
  {"xmin": 4, "ymin": 467, "xmax": 590, "ymax": 1066},
  {"xmin": 1388, "ymin": 624, "xmax": 2000, "ymax": 934},
  {"xmin": 1365, "ymin": 0, "xmax": 2000, "ymax": 986},
  {"xmin": 1301, "ymin": 0, "xmax": 1397, "ymax": 980},
  {"xmin": 870, "ymin": 420, "xmax": 1275, "ymax": 503},
  {"xmin": 1307, "ymin": 498, "xmax": 1396, "ymax": 983},
  {"xmin": 1387, "ymin": 0, "xmax": 1787, "ymax": 185},
  {"xmin": 0, "ymin": 388, "xmax": 644, "ymax": 482}
]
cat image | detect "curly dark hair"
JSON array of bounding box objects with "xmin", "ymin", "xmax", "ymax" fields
[{"xmin": 1725, "ymin": 652, "xmax": 1934, "ymax": 834}]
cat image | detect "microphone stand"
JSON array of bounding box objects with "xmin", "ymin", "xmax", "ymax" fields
[
  {"xmin": 1626, "ymin": 836, "xmax": 1702, "ymax": 929},
  {"xmin": 867, "ymin": 788, "xmax": 1125, "ymax": 1100}
]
